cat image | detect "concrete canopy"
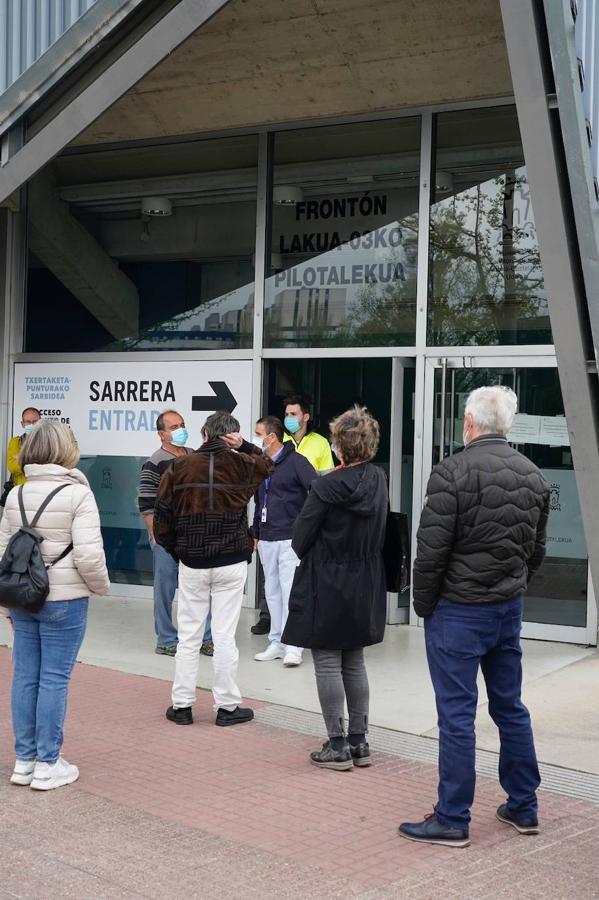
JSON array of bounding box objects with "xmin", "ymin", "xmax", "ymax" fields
[
  {"xmin": 73, "ymin": 0, "xmax": 512, "ymax": 147},
  {"xmin": 28, "ymin": 169, "xmax": 139, "ymax": 339}
]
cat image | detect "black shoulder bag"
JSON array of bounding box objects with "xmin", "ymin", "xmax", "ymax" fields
[
  {"xmin": 0, "ymin": 484, "xmax": 74, "ymax": 613},
  {"xmin": 382, "ymin": 509, "xmax": 411, "ymax": 594}
]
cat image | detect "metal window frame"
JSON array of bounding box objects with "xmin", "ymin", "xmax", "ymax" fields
[
  {"xmin": 417, "ymin": 353, "xmax": 597, "ymax": 645},
  {"xmin": 59, "ymin": 96, "xmax": 517, "ymax": 156},
  {"xmin": 500, "ymin": 0, "xmax": 599, "ymax": 618},
  {"xmin": 0, "ymin": 198, "xmax": 26, "ymax": 472}
]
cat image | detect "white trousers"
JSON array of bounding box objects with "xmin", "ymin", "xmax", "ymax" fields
[
  {"xmin": 258, "ymin": 539, "xmax": 302, "ymax": 653},
  {"xmin": 172, "ymin": 560, "xmax": 247, "ymax": 712}
]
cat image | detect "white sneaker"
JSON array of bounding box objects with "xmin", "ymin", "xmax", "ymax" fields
[
  {"xmin": 254, "ymin": 644, "xmax": 285, "ymax": 662},
  {"xmin": 10, "ymin": 759, "xmax": 36, "ymax": 786},
  {"xmin": 30, "ymin": 757, "xmax": 79, "ymax": 791},
  {"xmin": 283, "ymin": 650, "xmax": 303, "ymax": 667}
]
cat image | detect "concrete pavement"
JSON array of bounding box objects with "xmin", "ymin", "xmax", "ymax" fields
[
  {"xmin": 3, "ymin": 598, "xmax": 597, "ymax": 772},
  {"xmin": 1, "ymin": 646, "xmax": 599, "ymax": 898}
]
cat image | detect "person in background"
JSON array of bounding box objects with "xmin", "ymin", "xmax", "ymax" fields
[
  {"xmin": 399, "ymin": 386, "xmax": 549, "ymax": 849},
  {"xmin": 138, "ymin": 410, "xmax": 213, "ymax": 657},
  {"xmin": 249, "ymin": 394, "xmax": 333, "ymax": 638},
  {"xmin": 282, "ymin": 406, "xmax": 387, "ymax": 770},
  {"xmin": 252, "ymin": 416, "xmax": 315, "ymax": 668},
  {"xmin": 283, "ymin": 394, "xmax": 334, "ymax": 473},
  {"xmin": 1, "ymin": 408, "xmax": 41, "ymax": 508},
  {"xmin": 154, "ymin": 411, "xmax": 272, "ymax": 728},
  {"xmin": 0, "ymin": 420, "xmax": 110, "ymax": 790}
]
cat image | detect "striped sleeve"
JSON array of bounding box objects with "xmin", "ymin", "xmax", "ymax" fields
[{"xmin": 138, "ymin": 460, "xmax": 161, "ymax": 515}]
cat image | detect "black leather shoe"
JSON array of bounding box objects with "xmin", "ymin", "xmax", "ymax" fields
[
  {"xmin": 496, "ymin": 803, "xmax": 539, "ymax": 834},
  {"xmin": 166, "ymin": 705, "xmax": 193, "ymax": 725},
  {"xmin": 398, "ymin": 813, "xmax": 470, "ymax": 848},
  {"xmin": 251, "ymin": 618, "xmax": 270, "ymax": 635},
  {"xmin": 349, "ymin": 742, "xmax": 371, "ymax": 767},
  {"xmin": 310, "ymin": 741, "xmax": 353, "ymax": 771},
  {"xmin": 215, "ymin": 706, "xmax": 254, "ymax": 727}
]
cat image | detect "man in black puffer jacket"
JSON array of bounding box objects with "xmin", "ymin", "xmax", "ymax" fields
[{"xmin": 400, "ymin": 386, "xmax": 550, "ymax": 850}]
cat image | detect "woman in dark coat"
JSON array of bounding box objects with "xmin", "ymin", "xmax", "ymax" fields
[{"xmin": 282, "ymin": 405, "xmax": 388, "ymax": 771}]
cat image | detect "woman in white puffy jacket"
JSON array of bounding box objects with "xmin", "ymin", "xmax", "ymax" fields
[{"xmin": 0, "ymin": 419, "xmax": 109, "ymax": 791}]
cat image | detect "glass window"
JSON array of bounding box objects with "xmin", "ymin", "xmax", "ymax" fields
[
  {"xmin": 432, "ymin": 366, "xmax": 587, "ymax": 628},
  {"xmin": 25, "ymin": 135, "xmax": 258, "ymax": 351},
  {"xmin": 77, "ymin": 455, "xmax": 152, "ymax": 585},
  {"xmin": 428, "ymin": 107, "xmax": 549, "ymax": 346},
  {"xmin": 264, "ymin": 118, "xmax": 420, "ymax": 348}
]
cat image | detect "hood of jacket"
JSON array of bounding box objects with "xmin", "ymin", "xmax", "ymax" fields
[
  {"xmin": 23, "ymin": 464, "xmax": 90, "ymax": 487},
  {"xmin": 312, "ymin": 462, "xmax": 383, "ymax": 516}
]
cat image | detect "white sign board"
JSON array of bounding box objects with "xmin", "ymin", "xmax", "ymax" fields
[
  {"xmin": 539, "ymin": 416, "xmax": 570, "ymax": 447},
  {"xmin": 508, "ymin": 414, "xmax": 570, "ymax": 447},
  {"xmin": 508, "ymin": 414, "xmax": 541, "ymax": 444},
  {"xmin": 13, "ymin": 361, "xmax": 253, "ymax": 457}
]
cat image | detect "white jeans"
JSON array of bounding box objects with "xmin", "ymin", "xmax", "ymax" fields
[
  {"xmin": 258, "ymin": 539, "xmax": 302, "ymax": 653},
  {"xmin": 172, "ymin": 560, "xmax": 247, "ymax": 712}
]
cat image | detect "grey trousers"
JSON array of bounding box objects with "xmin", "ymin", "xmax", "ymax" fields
[{"xmin": 311, "ymin": 648, "xmax": 369, "ymax": 739}]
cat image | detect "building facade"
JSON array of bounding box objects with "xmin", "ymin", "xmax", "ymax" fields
[{"xmin": 1, "ymin": 0, "xmax": 598, "ymax": 645}]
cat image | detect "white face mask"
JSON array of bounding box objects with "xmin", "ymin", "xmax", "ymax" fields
[
  {"xmin": 252, "ymin": 436, "xmax": 264, "ymax": 450},
  {"xmin": 462, "ymin": 419, "xmax": 472, "ymax": 446}
]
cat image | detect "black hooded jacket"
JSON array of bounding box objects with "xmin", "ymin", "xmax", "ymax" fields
[{"xmin": 282, "ymin": 462, "xmax": 388, "ymax": 651}]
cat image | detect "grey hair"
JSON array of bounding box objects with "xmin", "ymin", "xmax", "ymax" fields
[
  {"xmin": 202, "ymin": 411, "xmax": 240, "ymax": 440},
  {"xmin": 465, "ymin": 386, "xmax": 517, "ymax": 435},
  {"xmin": 19, "ymin": 419, "xmax": 79, "ymax": 469}
]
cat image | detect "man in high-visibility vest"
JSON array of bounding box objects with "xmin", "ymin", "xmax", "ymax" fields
[
  {"xmin": 1, "ymin": 407, "xmax": 41, "ymax": 508},
  {"xmin": 283, "ymin": 394, "xmax": 334, "ymax": 473}
]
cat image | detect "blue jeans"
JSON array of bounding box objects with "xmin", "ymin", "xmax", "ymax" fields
[
  {"xmin": 425, "ymin": 597, "xmax": 540, "ymax": 830},
  {"xmin": 152, "ymin": 543, "xmax": 211, "ymax": 648},
  {"xmin": 10, "ymin": 599, "xmax": 89, "ymax": 764}
]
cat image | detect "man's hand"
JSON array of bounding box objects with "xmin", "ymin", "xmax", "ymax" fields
[{"xmin": 220, "ymin": 432, "xmax": 243, "ymax": 450}]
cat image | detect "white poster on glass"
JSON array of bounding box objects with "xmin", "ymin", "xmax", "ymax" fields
[
  {"xmin": 508, "ymin": 413, "xmax": 542, "ymax": 444},
  {"xmin": 542, "ymin": 468, "xmax": 586, "ymax": 559}
]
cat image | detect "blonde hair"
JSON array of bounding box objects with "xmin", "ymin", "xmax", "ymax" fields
[
  {"xmin": 19, "ymin": 419, "xmax": 80, "ymax": 470},
  {"xmin": 330, "ymin": 405, "xmax": 380, "ymax": 464}
]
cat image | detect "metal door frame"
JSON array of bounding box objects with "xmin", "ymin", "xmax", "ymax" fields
[{"xmin": 414, "ymin": 354, "xmax": 597, "ymax": 645}]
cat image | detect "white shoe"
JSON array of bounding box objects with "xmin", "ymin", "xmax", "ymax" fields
[
  {"xmin": 10, "ymin": 759, "xmax": 36, "ymax": 786},
  {"xmin": 283, "ymin": 650, "xmax": 303, "ymax": 667},
  {"xmin": 254, "ymin": 644, "xmax": 285, "ymax": 662},
  {"xmin": 30, "ymin": 757, "xmax": 79, "ymax": 791}
]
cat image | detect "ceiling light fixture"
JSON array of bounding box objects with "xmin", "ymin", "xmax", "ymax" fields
[
  {"xmin": 141, "ymin": 196, "xmax": 173, "ymax": 216},
  {"xmin": 435, "ymin": 171, "xmax": 454, "ymax": 193},
  {"xmin": 273, "ymin": 185, "xmax": 304, "ymax": 206}
]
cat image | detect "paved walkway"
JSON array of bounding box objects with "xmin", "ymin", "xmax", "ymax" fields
[{"xmin": 1, "ymin": 647, "xmax": 598, "ymax": 899}]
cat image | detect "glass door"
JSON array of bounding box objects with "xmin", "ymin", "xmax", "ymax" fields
[{"xmin": 420, "ymin": 356, "xmax": 596, "ymax": 645}]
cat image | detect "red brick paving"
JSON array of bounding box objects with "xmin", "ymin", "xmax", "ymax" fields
[{"xmin": 0, "ymin": 646, "xmax": 597, "ymax": 895}]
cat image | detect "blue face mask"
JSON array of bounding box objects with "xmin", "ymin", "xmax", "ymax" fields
[
  {"xmin": 171, "ymin": 427, "xmax": 188, "ymax": 447},
  {"xmin": 284, "ymin": 416, "xmax": 301, "ymax": 435},
  {"xmin": 22, "ymin": 424, "xmax": 34, "ymax": 436}
]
